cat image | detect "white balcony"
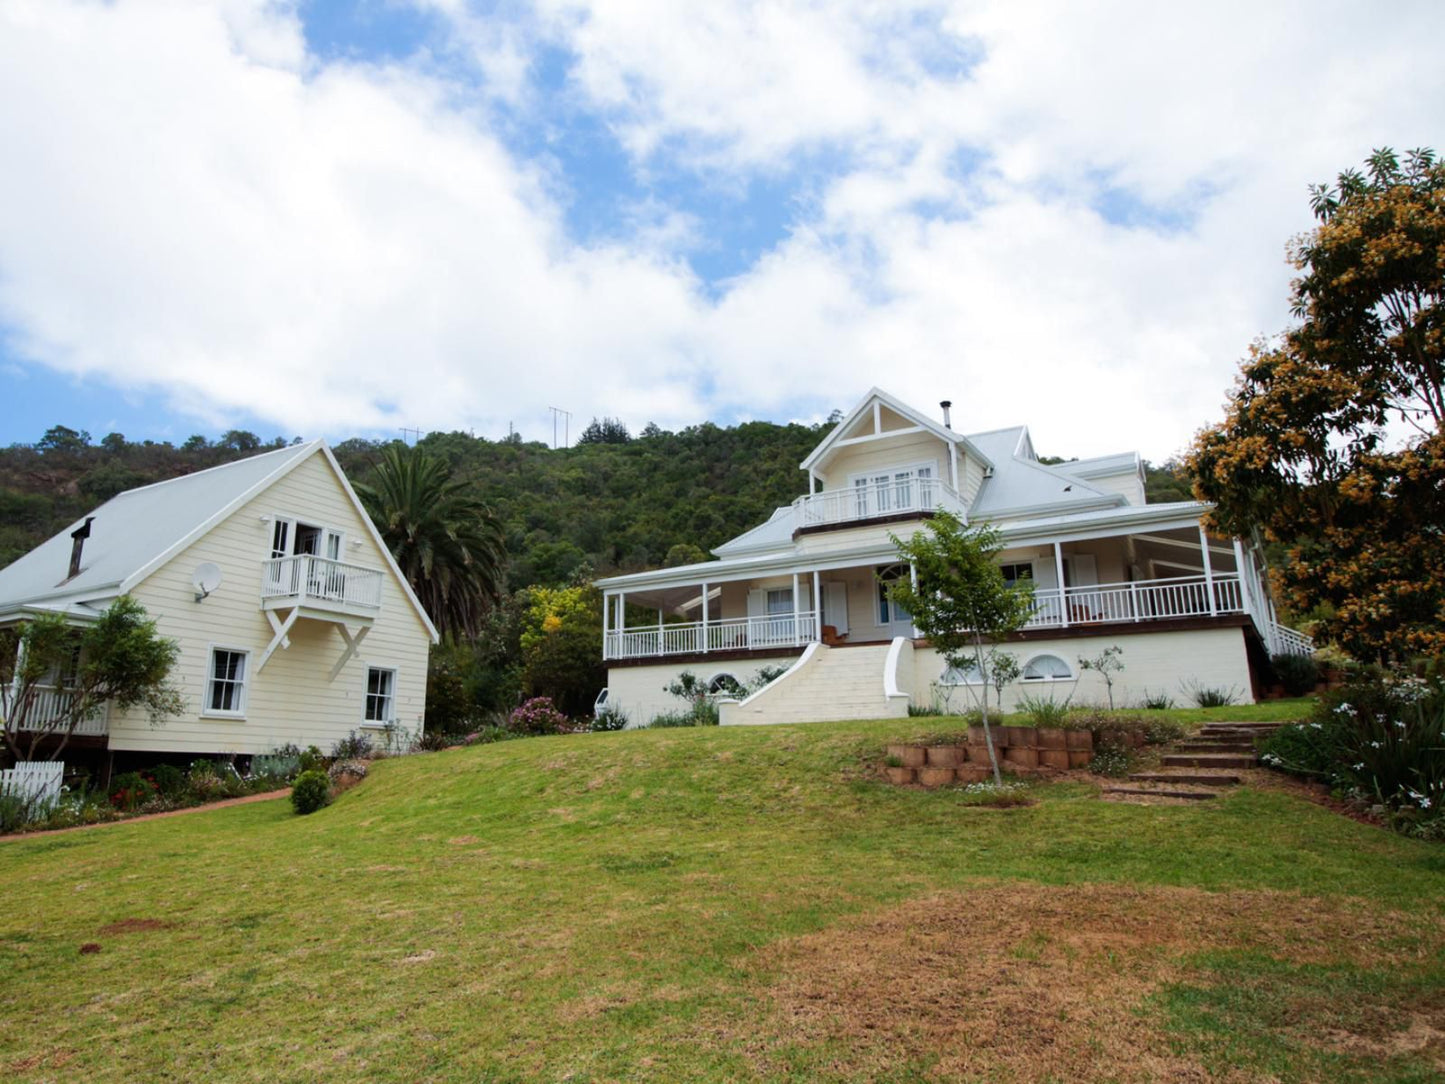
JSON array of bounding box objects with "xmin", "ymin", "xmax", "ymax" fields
[
  {"xmin": 605, "ymin": 612, "xmax": 818, "ymax": 661},
  {"xmin": 1024, "ymin": 574, "xmax": 1244, "ymax": 628},
  {"xmin": 7, "ymin": 685, "xmax": 108, "ymax": 736},
  {"xmin": 792, "ymin": 477, "xmax": 965, "ymax": 530},
  {"xmin": 260, "ymin": 554, "xmax": 383, "ymax": 616}
]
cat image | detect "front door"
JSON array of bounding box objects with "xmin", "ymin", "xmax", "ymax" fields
[{"xmin": 876, "ymin": 564, "xmax": 914, "ymax": 638}]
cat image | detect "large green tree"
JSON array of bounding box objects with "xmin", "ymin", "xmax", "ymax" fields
[
  {"xmin": 0, "ymin": 598, "xmax": 182, "ymax": 762},
  {"xmin": 887, "ymin": 513, "xmax": 1035, "ymax": 782},
  {"xmin": 1190, "ymin": 148, "xmax": 1445, "ymax": 661},
  {"xmin": 355, "ymin": 444, "xmax": 506, "ymax": 639}
]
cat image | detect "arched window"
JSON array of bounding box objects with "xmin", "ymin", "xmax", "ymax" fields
[
  {"xmin": 1022, "ymin": 654, "xmax": 1073, "ymax": 681},
  {"xmin": 940, "ymin": 658, "xmax": 983, "ymax": 685},
  {"xmin": 708, "ymin": 673, "xmax": 744, "ymax": 696}
]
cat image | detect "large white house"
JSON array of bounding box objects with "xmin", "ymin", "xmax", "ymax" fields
[
  {"xmin": 0, "ymin": 442, "xmax": 437, "ymax": 760},
  {"xmin": 596, "ymin": 389, "xmax": 1311, "ymax": 726}
]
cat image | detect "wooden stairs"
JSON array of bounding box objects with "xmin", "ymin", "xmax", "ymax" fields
[{"xmin": 1103, "ymin": 721, "xmax": 1283, "ymax": 803}]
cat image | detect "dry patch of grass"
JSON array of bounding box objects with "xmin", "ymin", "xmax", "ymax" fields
[{"xmin": 755, "ymin": 882, "xmax": 1445, "ymax": 1082}]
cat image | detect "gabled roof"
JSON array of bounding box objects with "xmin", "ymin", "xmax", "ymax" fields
[
  {"xmin": 801, "ymin": 387, "xmax": 994, "ymax": 474},
  {"xmin": 0, "ymin": 442, "xmax": 439, "ymax": 642}
]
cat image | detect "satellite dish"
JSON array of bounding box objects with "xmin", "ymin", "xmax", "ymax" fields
[{"xmin": 192, "ymin": 562, "xmax": 223, "ymax": 602}]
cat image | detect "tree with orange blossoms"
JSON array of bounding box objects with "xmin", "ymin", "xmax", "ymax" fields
[{"xmin": 1191, "ymin": 148, "xmax": 1444, "ymax": 662}]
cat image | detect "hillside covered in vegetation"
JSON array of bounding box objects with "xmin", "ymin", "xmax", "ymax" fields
[{"xmin": 0, "ymin": 420, "xmax": 1193, "ymax": 585}]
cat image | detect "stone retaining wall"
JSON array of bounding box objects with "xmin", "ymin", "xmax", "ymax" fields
[{"xmin": 884, "ymin": 727, "xmax": 1095, "ymax": 786}]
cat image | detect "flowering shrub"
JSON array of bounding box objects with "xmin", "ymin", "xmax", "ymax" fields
[
  {"xmin": 108, "ymin": 772, "xmax": 159, "ymax": 811},
  {"xmin": 508, "ymin": 696, "xmax": 576, "ymax": 736},
  {"xmin": 957, "ymin": 780, "xmax": 1031, "ymax": 807},
  {"xmin": 1259, "ymin": 672, "xmax": 1445, "ymax": 833}
]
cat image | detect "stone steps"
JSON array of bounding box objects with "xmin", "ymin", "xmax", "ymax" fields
[{"xmin": 1177, "ymin": 741, "xmax": 1257, "ymax": 753}]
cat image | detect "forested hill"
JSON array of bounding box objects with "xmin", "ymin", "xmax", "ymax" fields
[{"xmin": 0, "ymin": 422, "xmax": 1192, "ymax": 586}]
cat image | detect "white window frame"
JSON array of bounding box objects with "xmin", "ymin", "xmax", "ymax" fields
[
  {"xmin": 362, "ymin": 665, "xmax": 398, "ymax": 726},
  {"xmin": 267, "ymin": 511, "xmax": 346, "ymax": 560},
  {"xmin": 939, "ymin": 659, "xmax": 983, "ymax": 686},
  {"xmin": 1021, "ymin": 654, "xmax": 1074, "ymax": 682},
  {"xmin": 202, "ymin": 644, "xmax": 250, "ymax": 719},
  {"xmin": 999, "ymin": 561, "xmax": 1036, "ymax": 585},
  {"xmin": 765, "ymin": 589, "xmax": 793, "ymax": 616}
]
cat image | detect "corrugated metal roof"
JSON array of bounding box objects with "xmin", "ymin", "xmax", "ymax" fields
[{"xmin": 0, "ymin": 442, "xmax": 319, "ymax": 609}]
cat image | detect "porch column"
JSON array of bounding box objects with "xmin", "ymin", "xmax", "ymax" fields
[
  {"xmin": 909, "ymin": 561, "xmax": 919, "ymax": 638},
  {"xmin": 1232, "ymin": 539, "xmax": 1251, "ymax": 618},
  {"xmin": 1054, "ymin": 542, "xmax": 1069, "ymax": 628},
  {"xmin": 812, "ymin": 569, "xmax": 822, "ymax": 642},
  {"xmin": 1199, "ymin": 525, "xmax": 1217, "ymax": 616},
  {"xmin": 701, "ymin": 582, "xmax": 709, "ymax": 653},
  {"xmin": 601, "ymin": 590, "xmax": 611, "ymax": 660},
  {"xmin": 948, "ymin": 443, "xmax": 958, "ymax": 492},
  {"xmin": 617, "ymin": 592, "xmax": 626, "ymax": 645},
  {"xmin": 658, "ymin": 608, "xmax": 664, "ymax": 653},
  {"xmin": 792, "ymin": 572, "xmax": 801, "ymax": 646}
]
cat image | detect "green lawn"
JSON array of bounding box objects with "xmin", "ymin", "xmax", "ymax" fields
[{"xmin": 3, "ymin": 708, "xmax": 1442, "ymax": 1082}]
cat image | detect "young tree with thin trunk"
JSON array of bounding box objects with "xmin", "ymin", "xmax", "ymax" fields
[
  {"xmin": 0, "ymin": 598, "xmax": 182, "ymax": 762},
  {"xmin": 887, "ymin": 513, "xmax": 1035, "ymax": 784}
]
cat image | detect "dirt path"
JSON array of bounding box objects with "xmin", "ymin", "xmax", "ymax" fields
[{"xmin": 1, "ymin": 788, "xmax": 290, "ymax": 843}]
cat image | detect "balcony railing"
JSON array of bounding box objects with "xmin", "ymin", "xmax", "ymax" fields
[
  {"xmin": 600, "ymin": 571, "xmax": 1318, "ymax": 661},
  {"xmin": 1023, "ymin": 574, "xmax": 1244, "ymax": 629},
  {"xmin": 605, "ymin": 612, "xmax": 818, "ymax": 661},
  {"xmin": 5, "ymin": 685, "xmax": 108, "ymax": 735},
  {"xmin": 260, "ymin": 554, "xmax": 383, "ymax": 610},
  {"xmin": 793, "ymin": 478, "xmax": 965, "ymax": 530}
]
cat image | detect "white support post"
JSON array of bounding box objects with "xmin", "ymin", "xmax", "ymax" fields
[
  {"xmin": 1199, "ymin": 525, "xmax": 1217, "ymax": 616},
  {"xmin": 618, "ymin": 592, "xmax": 626, "ymax": 644},
  {"xmin": 909, "ymin": 561, "xmax": 919, "ymax": 638},
  {"xmin": 1233, "ymin": 539, "xmax": 1251, "ymax": 618},
  {"xmin": 601, "ymin": 590, "xmax": 611, "ymax": 660},
  {"xmin": 701, "ymin": 582, "xmax": 709, "ymax": 653},
  {"xmin": 812, "ymin": 569, "xmax": 822, "ymax": 642},
  {"xmin": 792, "ymin": 572, "xmax": 801, "ymax": 645},
  {"xmin": 948, "ymin": 443, "xmax": 958, "ymax": 492},
  {"xmin": 1054, "ymin": 542, "xmax": 1069, "ymax": 628}
]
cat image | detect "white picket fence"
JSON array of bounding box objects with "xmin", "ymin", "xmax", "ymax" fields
[{"xmin": 0, "ymin": 761, "xmax": 64, "ymax": 817}]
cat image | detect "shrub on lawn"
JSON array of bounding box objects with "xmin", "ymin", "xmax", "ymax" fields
[
  {"xmin": 957, "ymin": 781, "xmax": 1032, "ymax": 807},
  {"xmin": 1181, "ymin": 680, "xmax": 1242, "ymax": 707},
  {"xmin": 591, "ymin": 705, "xmax": 629, "ymax": 732},
  {"xmin": 413, "ymin": 729, "xmax": 455, "ymax": 751},
  {"xmin": 1272, "ymin": 653, "xmax": 1321, "ymax": 697},
  {"xmin": 647, "ymin": 710, "xmax": 700, "ymax": 728},
  {"xmin": 108, "ymin": 771, "xmax": 158, "ymax": 811},
  {"xmin": 298, "ymin": 745, "xmax": 327, "ymax": 774},
  {"xmin": 1017, "ymin": 692, "xmax": 1071, "ymax": 728},
  {"xmin": 1139, "ymin": 689, "xmax": 1175, "ymax": 710},
  {"xmin": 331, "ymin": 730, "xmax": 374, "ymax": 760},
  {"xmin": 290, "ymin": 770, "xmax": 332, "ymax": 815},
  {"xmin": 147, "ymin": 763, "xmax": 187, "ymax": 798},
  {"xmin": 508, "ymin": 696, "xmax": 576, "ymax": 735},
  {"xmin": 1259, "ymin": 672, "xmax": 1445, "ymax": 834}
]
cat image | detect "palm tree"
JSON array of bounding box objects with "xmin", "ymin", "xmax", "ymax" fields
[{"xmin": 355, "ymin": 444, "xmax": 505, "ymax": 638}]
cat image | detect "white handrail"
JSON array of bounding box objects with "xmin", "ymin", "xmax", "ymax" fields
[
  {"xmin": 792, "ymin": 478, "xmax": 965, "ymax": 528},
  {"xmin": 260, "ymin": 555, "xmax": 383, "ymax": 609}
]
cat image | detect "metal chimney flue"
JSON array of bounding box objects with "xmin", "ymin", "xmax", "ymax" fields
[
  {"xmin": 940, "ymin": 400, "xmax": 953, "ymax": 429},
  {"xmin": 68, "ymin": 517, "xmax": 94, "ymax": 580}
]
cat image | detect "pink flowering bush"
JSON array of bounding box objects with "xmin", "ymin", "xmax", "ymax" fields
[{"xmin": 507, "ymin": 696, "xmax": 577, "ymax": 736}]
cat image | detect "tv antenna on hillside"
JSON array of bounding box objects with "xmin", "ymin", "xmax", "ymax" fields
[
  {"xmin": 548, "ymin": 406, "xmax": 572, "ymax": 449},
  {"xmin": 399, "ymin": 426, "xmax": 423, "ymax": 445}
]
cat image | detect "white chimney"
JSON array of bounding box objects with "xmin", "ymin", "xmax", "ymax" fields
[{"xmin": 940, "ymin": 400, "xmax": 952, "ymax": 429}]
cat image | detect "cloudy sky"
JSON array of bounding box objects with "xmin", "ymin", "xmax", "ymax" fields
[{"xmin": 0, "ymin": 0, "xmax": 1441, "ymax": 459}]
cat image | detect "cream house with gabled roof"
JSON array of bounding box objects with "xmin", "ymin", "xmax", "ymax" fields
[
  {"xmin": 595, "ymin": 388, "xmax": 1311, "ymax": 726},
  {"xmin": 0, "ymin": 441, "xmax": 437, "ymax": 759}
]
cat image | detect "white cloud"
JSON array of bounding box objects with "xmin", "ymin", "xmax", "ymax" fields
[{"xmin": 0, "ymin": 0, "xmax": 1443, "ymax": 460}]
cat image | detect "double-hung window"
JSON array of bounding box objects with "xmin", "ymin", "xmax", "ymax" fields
[
  {"xmin": 365, "ymin": 667, "xmax": 396, "ymax": 724},
  {"xmin": 205, "ymin": 648, "xmax": 248, "ymax": 716}
]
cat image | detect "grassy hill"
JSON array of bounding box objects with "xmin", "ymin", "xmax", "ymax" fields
[{"xmin": 3, "ymin": 718, "xmax": 1443, "ymax": 1082}]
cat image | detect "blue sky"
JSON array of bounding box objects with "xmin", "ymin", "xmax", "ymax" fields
[{"xmin": 1, "ymin": 1, "xmax": 1442, "ymax": 459}]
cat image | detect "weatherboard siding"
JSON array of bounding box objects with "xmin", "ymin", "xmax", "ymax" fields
[
  {"xmin": 816, "ymin": 433, "xmax": 946, "ymax": 490},
  {"xmin": 108, "ymin": 452, "xmax": 432, "ymax": 756}
]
